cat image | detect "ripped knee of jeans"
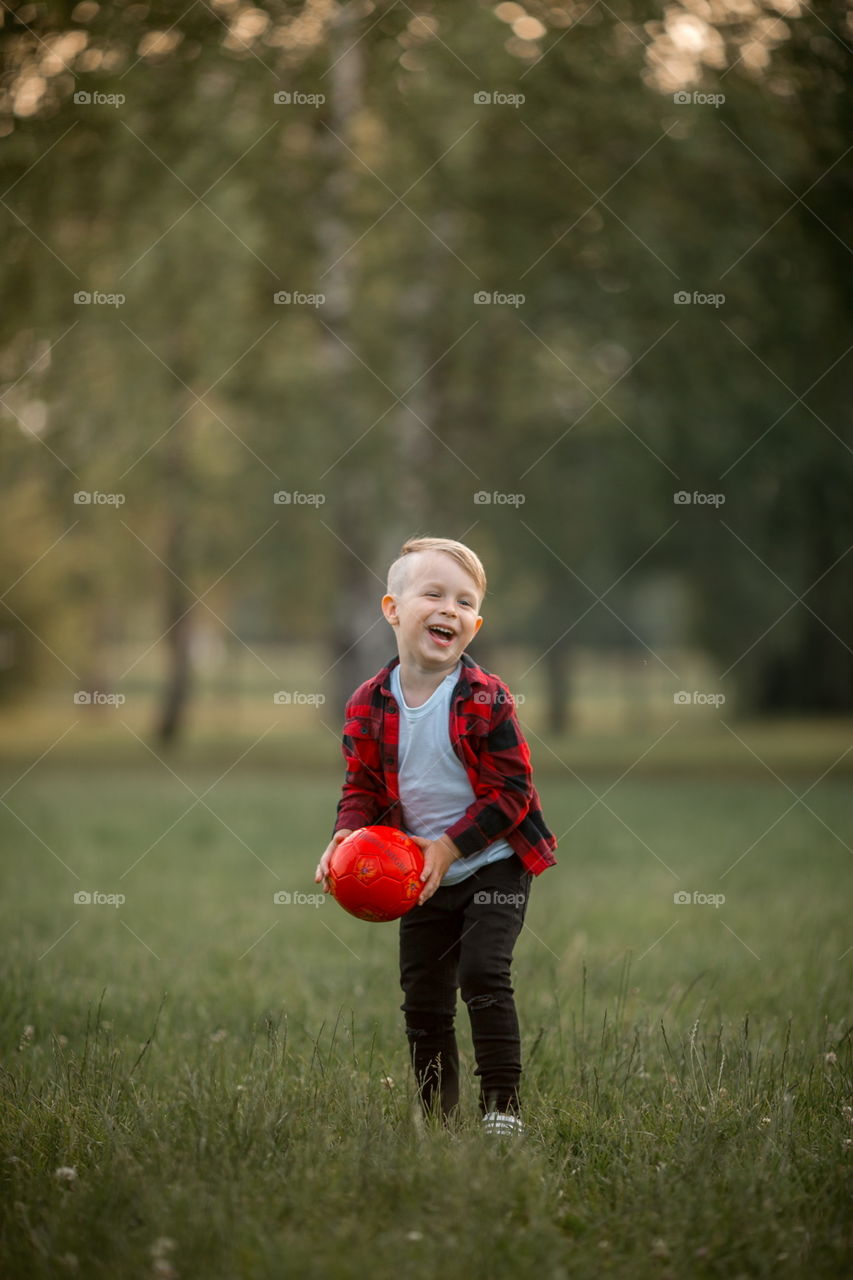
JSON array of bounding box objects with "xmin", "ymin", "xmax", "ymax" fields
[{"xmin": 466, "ymin": 993, "xmax": 500, "ymax": 1010}]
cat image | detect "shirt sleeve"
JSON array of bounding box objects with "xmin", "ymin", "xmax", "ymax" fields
[
  {"xmin": 333, "ymin": 697, "xmax": 387, "ymax": 834},
  {"xmin": 443, "ymin": 690, "xmax": 533, "ymax": 857}
]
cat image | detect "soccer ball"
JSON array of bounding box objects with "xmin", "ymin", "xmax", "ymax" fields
[{"xmin": 328, "ymin": 826, "xmax": 425, "ymax": 922}]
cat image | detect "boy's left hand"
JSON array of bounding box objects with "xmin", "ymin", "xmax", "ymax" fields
[{"xmin": 410, "ymin": 833, "xmax": 460, "ymax": 906}]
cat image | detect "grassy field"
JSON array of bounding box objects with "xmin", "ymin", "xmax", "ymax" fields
[{"xmin": 1, "ymin": 738, "xmax": 851, "ymax": 1278}]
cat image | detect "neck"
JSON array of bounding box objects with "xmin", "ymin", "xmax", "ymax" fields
[{"xmin": 396, "ymin": 654, "xmax": 459, "ymax": 703}]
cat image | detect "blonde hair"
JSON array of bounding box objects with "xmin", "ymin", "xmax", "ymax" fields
[{"xmin": 386, "ymin": 537, "xmax": 487, "ymax": 604}]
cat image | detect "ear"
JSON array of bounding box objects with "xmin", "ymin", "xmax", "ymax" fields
[
  {"xmin": 473, "ymin": 615, "xmax": 484, "ymax": 635},
  {"xmin": 381, "ymin": 594, "xmax": 399, "ymax": 626}
]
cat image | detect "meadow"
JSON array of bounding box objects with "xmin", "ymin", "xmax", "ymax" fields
[{"xmin": 1, "ymin": 721, "xmax": 851, "ymax": 1279}]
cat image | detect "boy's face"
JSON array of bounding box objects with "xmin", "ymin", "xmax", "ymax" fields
[{"xmin": 381, "ymin": 550, "xmax": 483, "ymax": 672}]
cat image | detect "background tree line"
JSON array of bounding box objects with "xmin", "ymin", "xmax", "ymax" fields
[{"xmin": 1, "ymin": 0, "xmax": 850, "ymax": 739}]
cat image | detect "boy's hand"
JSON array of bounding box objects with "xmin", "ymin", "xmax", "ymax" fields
[
  {"xmin": 315, "ymin": 829, "xmax": 353, "ymax": 892},
  {"xmin": 410, "ymin": 833, "xmax": 460, "ymax": 906}
]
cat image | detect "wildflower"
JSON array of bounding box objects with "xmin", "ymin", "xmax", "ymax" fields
[
  {"xmin": 825, "ymin": 1051, "xmax": 837, "ymax": 1065},
  {"xmin": 381, "ymin": 1076, "xmax": 395, "ymax": 1089},
  {"xmin": 651, "ymin": 1237, "xmax": 670, "ymax": 1259},
  {"xmin": 54, "ymin": 1166, "xmax": 77, "ymax": 1184},
  {"xmin": 150, "ymin": 1238, "xmax": 177, "ymax": 1275},
  {"xmin": 210, "ymin": 1029, "xmax": 227, "ymax": 1043},
  {"xmin": 18, "ymin": 1026, "xmax": 34, "ymax": 1051},
  {"xmin": 406, "ymin": 1230, "xmax": 423, "ymax": 1242}
]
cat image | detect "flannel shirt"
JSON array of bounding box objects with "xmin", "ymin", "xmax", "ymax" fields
[{"xmin": 333, "ymin": 652, "xmax": 558, "ymax": 876}]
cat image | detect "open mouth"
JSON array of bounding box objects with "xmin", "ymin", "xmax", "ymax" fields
[{"xmin": 427, "ymin": 625, "xmax": 455, "ymax": 646}]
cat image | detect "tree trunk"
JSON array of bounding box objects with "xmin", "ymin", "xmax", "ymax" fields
[
  {"xmin": 155, "ymin": 509, "xmax": 193, "ymax": 745},
  {"xmin": 545, "ymin": 634, "xmax": 571, "ymax": 735},
  {"xmin": 314, "ymin": 6, "xmax": 392, "ymax": 715}
]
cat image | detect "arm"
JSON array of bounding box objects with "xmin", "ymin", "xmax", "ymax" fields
[{"xmin": 332, "ymin": 699, "xmax": 387, "ymax": 835}]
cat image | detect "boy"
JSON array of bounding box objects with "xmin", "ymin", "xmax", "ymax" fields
[{"xmin": 315, "ymin": 536, "xmax": 557, "ymax": 1135}]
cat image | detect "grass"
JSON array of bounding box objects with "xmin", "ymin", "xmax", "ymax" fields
[{"xmin": 0, "ymin": 742, "xmax": 851, "ymax": 1278}]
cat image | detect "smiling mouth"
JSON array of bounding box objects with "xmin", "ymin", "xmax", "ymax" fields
[{"xmin": 427, "ymin": 625, "xmax": 456, "ymax": 645}]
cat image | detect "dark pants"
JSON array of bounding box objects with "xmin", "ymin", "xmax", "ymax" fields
[{"xmin": 399, "ymin": 852, "xmax": 532, "ymax": 1121}]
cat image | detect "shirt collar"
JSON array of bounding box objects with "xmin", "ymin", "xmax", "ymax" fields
[{"xmin": 376, "ymin": 651, "xmax": 490, "ymax": 698}]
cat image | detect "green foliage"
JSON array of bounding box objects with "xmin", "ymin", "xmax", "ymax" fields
[{"xmin": 0, "ymin": 1, "xmax": 850, "ymax": 714}]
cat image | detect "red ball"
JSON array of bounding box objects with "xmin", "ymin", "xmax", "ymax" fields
[{"xmin": 328, "ymin": 826, "xmax": 425, "ymax": 922}]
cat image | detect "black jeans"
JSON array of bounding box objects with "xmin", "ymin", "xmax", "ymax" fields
[{"xmin": 399, "ymin": 852, "xmax": 532, "ymax": 1120}]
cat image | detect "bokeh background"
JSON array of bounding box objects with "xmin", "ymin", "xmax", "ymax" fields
[
  {"xmin": 2, "ymin": 0, "xmax": 851, "ymax": 748},
  {"xmin": 1, "ymin": 3, "xmax": 852, "ymax": 1277}
]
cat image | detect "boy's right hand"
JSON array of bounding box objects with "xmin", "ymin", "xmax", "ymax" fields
[{"xmin": 315, "ymin": 829, "xmax": 354, "ymax": 892}]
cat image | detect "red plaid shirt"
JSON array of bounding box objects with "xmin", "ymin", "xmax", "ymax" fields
[{"xmin": 334, "ymin": 652, "xmax": 558, "ymax": 876}]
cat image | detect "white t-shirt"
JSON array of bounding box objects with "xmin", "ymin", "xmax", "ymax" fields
[{"xmin": 389, "ymin": 661, "xmax": 515, "ymax": 886}]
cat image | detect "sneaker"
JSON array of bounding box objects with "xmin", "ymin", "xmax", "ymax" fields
[{"xmin": 482, "ymin": 1110, "xmax": 524, "ymax": 1137}]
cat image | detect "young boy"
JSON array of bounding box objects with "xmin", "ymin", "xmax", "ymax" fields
[{"xmin": 315, "ymin": 536, "xmax": 557, "ymax": 1135}]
